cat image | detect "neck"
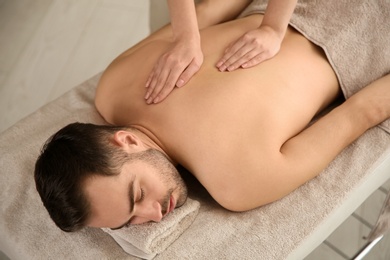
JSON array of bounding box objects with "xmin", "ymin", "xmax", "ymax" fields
[{"xmin": 130, "ymin": 125, "xmax": 177, "ymax": 165}]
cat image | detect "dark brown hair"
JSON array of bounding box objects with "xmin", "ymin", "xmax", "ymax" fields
[{"xmin": 34, "ymin": 122, "xmax": 130, "ymax": 232}]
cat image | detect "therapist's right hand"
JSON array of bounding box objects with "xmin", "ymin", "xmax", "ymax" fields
[{"xmin": 144, "ymin": 38, "xmax": 203, "ymax": 104}]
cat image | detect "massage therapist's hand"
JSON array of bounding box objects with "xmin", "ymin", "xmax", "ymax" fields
[
  {"xmin": 144, "ymin": 37, "xmax": 203, "ymax": 104},
  {"xmin": 216, "ymin": 0, "xmax": 297, "ymax": 72},
  {"xmin": 216, "ymin": 26, "xmax": 282, "ymax": 72}
]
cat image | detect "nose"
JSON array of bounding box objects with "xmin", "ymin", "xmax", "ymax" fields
[{"xmin": 132, "ymin": 200, "xmax": 163, "ymax": 225}]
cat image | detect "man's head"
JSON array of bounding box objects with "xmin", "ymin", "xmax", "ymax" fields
[{"xmin": 34, "ymin": 122, "xmax": 188, "ymax": 232}]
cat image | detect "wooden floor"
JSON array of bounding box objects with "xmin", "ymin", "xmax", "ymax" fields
[{"xmin": 0, "ymin": 1, "xmax": 389, "ymax": 259}]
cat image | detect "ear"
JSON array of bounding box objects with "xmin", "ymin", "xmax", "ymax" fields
[{"xmin": 113, "ymin": 130, "xmax": 144, "ymax": 151}]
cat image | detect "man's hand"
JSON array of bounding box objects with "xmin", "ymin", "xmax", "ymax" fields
[
  {"xmin": 216, "ymin": 26, "xmax": 282, "ymax": 72},
  {"xmin": 144, "ymin": 38, "xmax": 203, "ymax": 104}
]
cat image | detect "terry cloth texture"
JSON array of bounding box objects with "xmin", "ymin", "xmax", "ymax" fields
[
  {"xmin": 102, "ymin": 198, "xmax": 200, "ymax": 259},
  {"xmin": 239, "ymin": 0, "xmax": 390, "ymax": 134}
]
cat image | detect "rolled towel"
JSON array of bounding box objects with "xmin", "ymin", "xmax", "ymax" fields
[{"xmin": 102, "ymin": 198, "xmax": 200, "ymax": 259}]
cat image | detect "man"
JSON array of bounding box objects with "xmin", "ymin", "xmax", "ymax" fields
[{"xmin": 35, "ymin": 0, "xmax": 390, "ymax": 232}]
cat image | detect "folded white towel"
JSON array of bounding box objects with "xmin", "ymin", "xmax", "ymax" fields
[{"xmin": 102, "ymin": 198, "xmax": 200, "ymax": 259}]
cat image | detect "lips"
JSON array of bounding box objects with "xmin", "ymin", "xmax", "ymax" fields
[
  {"xmin": 169, "ymin": 196, "xmax": 176, "ymax": 213},
  {"xmin": 163, "ymin": 195, "xmax": 176, "ymax": 217}
]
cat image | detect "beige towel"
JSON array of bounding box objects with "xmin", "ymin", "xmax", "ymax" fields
[
  {"xmin": 102, "ymin": 198, "xmax": 200, "ymax": 259},
  {"xmin": 239, "ymin": 0, "xmax": 390, "ymax": 133}
]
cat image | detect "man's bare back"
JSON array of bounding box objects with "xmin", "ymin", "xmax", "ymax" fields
[
  {"xmin": 34, "ymin": 4, "xmax": 390, "ymax": 231},
  {"xmin": 95, "ymin": 14, "xmax": 340, "ymax": 209}
]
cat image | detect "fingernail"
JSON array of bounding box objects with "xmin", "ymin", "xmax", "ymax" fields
[
  {"xmin": 176, "ymin": 79, "xmax": 184, "ymax": 88},
  {"xmin": 216, "ymin": 61, "xmax": 223, "ymax": 67},
  {"xmin": 153, "ymin": 97, "xmax": 159, "ymax": 103},
  {"xmin": 219, "ymin": 65, "xmax": 226, "ymax": 72},
  {"xmin": 241, "ymin": 63, "xmax": 247, "ymax": 68},
  {"xmin": 227, "ymin": 66, "xmax": 234, "ymax": 71},
  {"xmin": 145, "ymin": 92, "xmax": 150, "ymax": 99},
  {"xmin": 145, "ymin": 79, "xmax": 150, "ymax": 88}
]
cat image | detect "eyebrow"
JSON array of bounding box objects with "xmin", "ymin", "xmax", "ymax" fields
[{"xmin": 110, "ymin": 179, "xmax": 135, "ymax": 230}]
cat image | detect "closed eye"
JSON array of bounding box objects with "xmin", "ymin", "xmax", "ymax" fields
[
  {"xmin": 121, "ymin": 189, "xmax": 145, "ymax": 228},
  {"xmin": 138, "ymin": 188, "xmax": 145, "ymax": 203}
]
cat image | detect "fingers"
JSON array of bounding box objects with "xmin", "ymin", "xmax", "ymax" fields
[
  {"xmin": 216, "ymin": 34, "xmax": 257, "ymax": 71},
  {"xmin": 232, "ymin": 49, "xmax": 275, "ymax": 71},
  {"xmin": 217, "ymin": 44, "xmax": 276, "ymax": 71},
  {"xmin": 220, "ymin": 48, "xmax": 258, "ymax": 71},
  {"xmin": 216, "ymin": 40, "xmax": 246, "ymax": 71},
  {"xmin": 143, "ymin": 37, "xmax": 203, "ymax": 104},
  {"xmin": 176, "ymin": 61, "xmax": 201, "ymax": 87},
  {"xmin": 145, "ymin": 60, "xmax": 201, "ymax": 104},
  {"xmin": 218, "ymin": 47, "xmax": 266, "ymax": 72},
  {"xmin": 145, "ymin": 65, "xmax": 180, "ymax": 104},
  {"xmin": 216, "ymin": 29, "xmax": 281, "ymax": 72}
]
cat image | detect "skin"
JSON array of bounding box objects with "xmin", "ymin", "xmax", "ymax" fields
[
  {"xmin": 145, "ymin": 0, "xmax": 253, "ymax": 105},
  {"xmin": 145, "ymin": 0, "xmax": 203, "ymax": 104},
  {"xmin": 146, "ymin": 0, "xmax": 297, "ymax": 103},
  {"xmin": 90, "ymin": 4, "xmax": 390, "ymax": 228},
  {"xmin": 216, "ymin": 0, "xmax": 298, "ymax": 72},
  {"xmin": 85, "ymin": 131, "xmax": 188, "ymax": 228}
]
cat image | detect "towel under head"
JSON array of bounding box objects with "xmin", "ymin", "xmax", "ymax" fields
[{"xmin": 102, "ymin": 197, "xmax": 200, "ymax": 259}]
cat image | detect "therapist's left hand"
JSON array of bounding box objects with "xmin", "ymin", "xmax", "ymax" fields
[
  {"xmin": 145, "ymin": 39, "xmax": 203, "ymax": 104},
  {"xmin": 216, "ymin": 26, "xmax": 282, "ymax": 72}
]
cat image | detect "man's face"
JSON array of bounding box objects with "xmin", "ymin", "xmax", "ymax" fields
[{"xmin": 84, "ymin": 149, "xmax": 188, "ymax": 229}]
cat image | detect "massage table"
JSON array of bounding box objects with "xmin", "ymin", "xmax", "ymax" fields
[
  {"xmin": 1, "ymin": 72, "xmax": 389, "ymax": 260},
  {"xmin": 1, "ymin": 0, "xmax": 390, "ymax": 259}
]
